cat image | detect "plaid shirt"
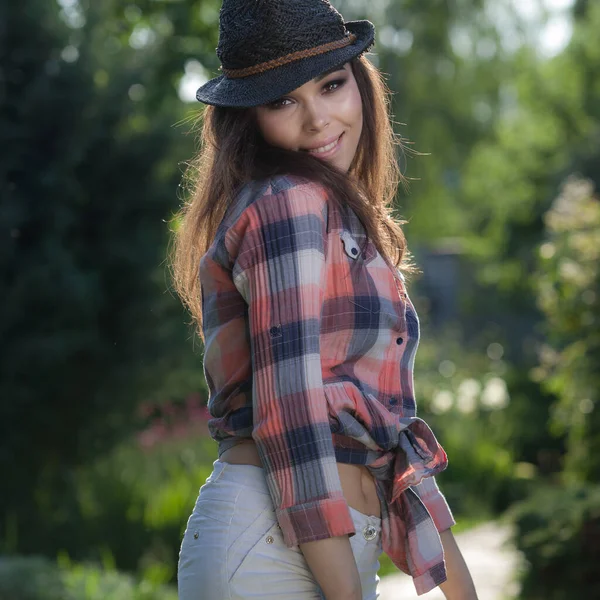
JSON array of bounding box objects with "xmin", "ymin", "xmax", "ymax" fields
[{"xmin": 200, "ymin": 175, "xmax": 455, "ymax": 595}]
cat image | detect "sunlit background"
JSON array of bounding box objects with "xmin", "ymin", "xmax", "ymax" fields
[{"xmin": 1, "ymin": 0, "xmax": 599, "ymax": 598}]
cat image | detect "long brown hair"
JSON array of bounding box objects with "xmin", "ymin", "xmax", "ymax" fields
[{"xmin": 171, "ymin": 55, "xmax": 417, "ymax": 341}]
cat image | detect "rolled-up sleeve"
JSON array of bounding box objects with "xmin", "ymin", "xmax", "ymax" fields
[
  {"xmin": 412, "ymin": 476, "xmax": 456, "ymax": 532},
  {"xmin": 228, "ymin": 178, "xmax": 355, "ymax": 546}
]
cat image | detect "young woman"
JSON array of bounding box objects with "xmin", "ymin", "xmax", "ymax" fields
[{"xmin": 172, "ymin": 1, "xmax": 478, "ymax": 599}]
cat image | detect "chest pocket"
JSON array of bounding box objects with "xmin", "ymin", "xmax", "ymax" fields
[{"xmin": 339, "ymin": 230, "xmax": 382, "ymax": 314}]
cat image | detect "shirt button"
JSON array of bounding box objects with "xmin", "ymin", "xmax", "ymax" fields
[
  {"xmin": 351, "ymin": 247, "xmax": 358, "ymax": 255},
  {"xmin": 363, "ymin": 525, "xmax": 377, "ymax": 541},
  {"xmin": 389, "ymin": 397, "xmax": 398, "ymax": 405},
  {"xmin": 396, "ymin": 337, "xmax": 404, "ymax": 345}
]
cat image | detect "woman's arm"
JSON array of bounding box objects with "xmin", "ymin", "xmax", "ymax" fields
[
  {"xmin": 229, "ymin": 177, "xmax": 359, "ymax": 596},
  {"xmin": 300, "ymin": 536, "xmax": 362, "ymax": 600},
  {"xmin": 438, "ymin": 528, "xmax": 478, "ymax": 600}
]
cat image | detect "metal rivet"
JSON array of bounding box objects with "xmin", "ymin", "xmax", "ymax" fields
[
  {"xmin": 193, "ymin": 531, "xmax": 199, "ymax": 539},
  {"xmin": 363, "ymin": 525, "xmax": 377, "ymax": 541},
  {"xmin": 266, "ymin": 535, "xmax": 274, "ymax": 544}
]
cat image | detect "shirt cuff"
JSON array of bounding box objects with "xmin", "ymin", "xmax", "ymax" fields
[
  {"xmin": 413, "ymin": 569, "xmax": 444, "ymax": 596},
  {"xmin": 276, "ymin": 496, "xmax": 356, "ymax": 547},
  {"xmin": 412, "ymin": 476, "xmax": 456, "ymax": 532}
]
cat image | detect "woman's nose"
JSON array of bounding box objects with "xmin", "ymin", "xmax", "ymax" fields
[{"xmin": 304, "ymin": 98, "xmax": 330, "ymax": 131}]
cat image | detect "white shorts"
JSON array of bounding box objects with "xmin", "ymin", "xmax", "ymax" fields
[{"xmin": 177, "ymin": 459, "xmax": 383, "ymax": 600}]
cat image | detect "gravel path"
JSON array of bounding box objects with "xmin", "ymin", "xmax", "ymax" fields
[{"xmin": 378, "ymin": 522, "xmax": 522, "ymax": 600}]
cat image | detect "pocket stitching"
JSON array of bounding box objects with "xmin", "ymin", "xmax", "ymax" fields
[
  {"xmin": 227, "ymin": 507, "xmax": 278, "ymax": 585},
  {"xmin": 193, "ymin": 498, "xmax": 237, "ymax": 525},
  {"xmin": 211, "ymin": 461, "xmax": 228, "ymax": 483},
  {"xmin": 224, "ymin": 485, "xmax": 249, "ymax": 597}
]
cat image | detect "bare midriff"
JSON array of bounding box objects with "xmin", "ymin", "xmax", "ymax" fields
[{"xmin": 219, "ymin": 438, "xmax": 381, "ymax": 519}]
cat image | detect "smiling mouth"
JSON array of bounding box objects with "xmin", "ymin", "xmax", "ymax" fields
[{"xmin": 302, "ymin": 133, "xmax": 344, "ymax": 156}]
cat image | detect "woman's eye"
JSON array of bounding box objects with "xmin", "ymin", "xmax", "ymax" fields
[
  {"xmin": 267, "ymin": 98, "xmax": 292, "ymax": 110},
  {"xmin": 323, "ymin": 78, "xmax": 347, "ymax": 93}
]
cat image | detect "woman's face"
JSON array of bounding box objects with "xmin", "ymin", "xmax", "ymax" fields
[{"xmin": 253, "ymin": 62, "xmax": 363, "ymax": 172}]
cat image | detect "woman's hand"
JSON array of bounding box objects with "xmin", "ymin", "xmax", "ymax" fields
[
  {"xmin": 438, "ymin": 528, "xmax": 479, "ymax": 600},
  {"xmin": 299, "ymin": 535, "xmax": 362, "ymax": 600}
]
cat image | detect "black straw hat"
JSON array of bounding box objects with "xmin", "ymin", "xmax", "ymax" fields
[{"xmin": 196, "ymin": 0, "xmax": 375, "ymax": 108}]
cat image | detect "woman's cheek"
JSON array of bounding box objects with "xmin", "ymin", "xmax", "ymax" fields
[
  {"xmin": 347, "ymin": 86, "xmax": 363, "ymax": 122},
  {"xmin": 262, "ymin": 115, "xmax": 298, "ymax": 150}
]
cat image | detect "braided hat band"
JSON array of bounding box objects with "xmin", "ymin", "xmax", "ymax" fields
[{"xmin": 221, "ymin": 33, "xmax": 357, "ymax": 79}]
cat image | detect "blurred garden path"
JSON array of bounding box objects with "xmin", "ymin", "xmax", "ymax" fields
[{"xmin": 379, "ymin": 522, "xmax": 522, "ymax": 600}]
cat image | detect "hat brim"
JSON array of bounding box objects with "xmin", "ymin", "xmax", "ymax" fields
[{"xmin": 195, "ymin": 20, "xmax": 375, "ymax": 108}]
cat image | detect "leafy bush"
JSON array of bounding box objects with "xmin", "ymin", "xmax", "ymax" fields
[
  {"xmin": 60, "ymin": 425, "xmax": 218, "ymax": 580},
  {"xmin": 532, "ymin": 175, "xmax": 600, "ymax": 483},
  {"xmin": 4, "ymin": 413, "xmax": 219, "ymax": 585},
  {"xmin": 410, "ymin": 329, "xmax": 537, "ymax": 518},
  {"xmin": 0, "ymin": 0, "xmax": 203, "ymax": 557},
  {"xmin": 507, "ymin": 174, "xmax": 600, "ymax": 600},
  {"xmin": 507, "ymin": 483, "xmax": 600, "ymax": 600},
  {"xmin": 0, "ymin": 555, "xmax": 178, "ymax": 600}
]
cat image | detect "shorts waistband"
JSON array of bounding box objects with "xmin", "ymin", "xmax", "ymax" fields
[
  {"xmin": 209, "ymin": 459, "xmax": 382, "ymax": 529},
  {"xmin": 210, "ymin": 459, "xmax": 271, "ymax": 495}
]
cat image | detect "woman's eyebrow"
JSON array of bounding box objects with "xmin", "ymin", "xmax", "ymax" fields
[{"xmin": 313, "ymin": 66, "xmax": 346, "ymax": 83}]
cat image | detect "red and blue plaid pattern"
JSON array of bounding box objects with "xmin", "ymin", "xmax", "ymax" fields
[{"xmin": 199, "ymin": 175, "xmax": 455, "ymax": 595}]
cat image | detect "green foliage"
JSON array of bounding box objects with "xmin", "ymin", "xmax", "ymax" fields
[
  {"xmin": 405, "ymin": 323, "xmax": 537, "ymax": 517},
  {"xmin": 0, "ymin": 555, "xmax": 178, "ymax": 600},
  {"xmin": 460, "ymin": 2, "xmax": 600, "ymax": 291},
  {"xmin": 514, "ymin": 173, "xmax": 599, "ymax": 598},
  {"xmin": 496, "ymin": 5, "xmax": 600, "ymax": 592},
  {"xmin": 507, "ymin": 483, "xmax": 600, "ymax": 600},
  {"xmin": 19, "ymin": 429, "xmax": 218, "ymax": 577},
  {"xmin": 532, "ymin": 175, "xmax": 600, "ymax": 483},
  {"xmin": 0, "ymin": 0, "xmax": 205, "ymax": 555}
]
